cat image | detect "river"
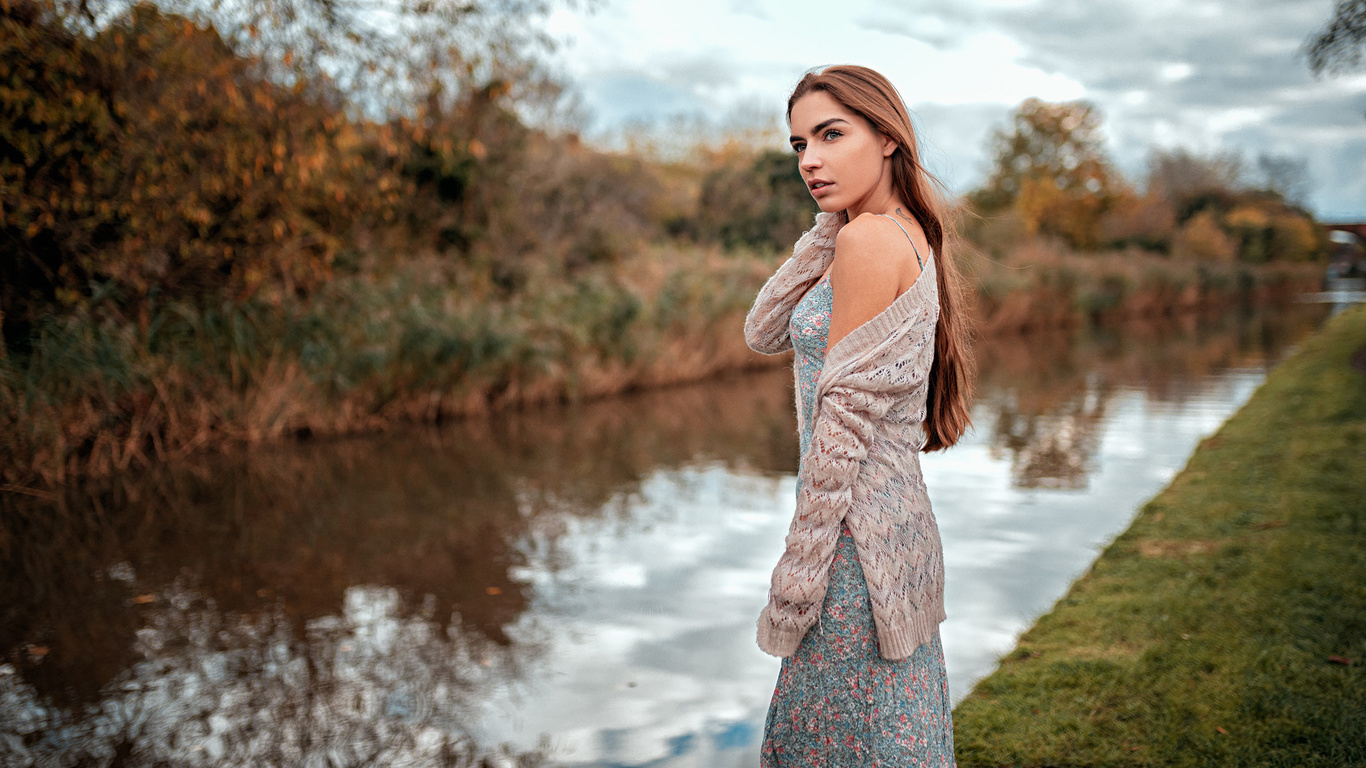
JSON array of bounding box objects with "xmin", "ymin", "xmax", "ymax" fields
[{"xmin": 0, "ymin": 303, "xmax": 1329, "ymax": 767}]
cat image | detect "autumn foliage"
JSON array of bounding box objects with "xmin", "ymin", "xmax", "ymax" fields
[
  {"xmin": 0, "ymin": 0, "xmax": 1332, "ymax": 490},
  {"xmin": 0, "ymin": 0, "xmax": 738, "ymax": 346},
  {"xmin": 968, "ymin": 100, "xmax": 1325, "ymax": 264},
  {"xmin": 1, "ymin": 0, "xmax": 400, "ymax": 337},
  {"xmin": 972, "ymin": 98, "xmax": 1124, "ymax": 249}
]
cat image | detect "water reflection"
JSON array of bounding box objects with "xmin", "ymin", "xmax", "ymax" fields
[
  {"xmin": 1, "ymin": 370, "xmax": 799, "ymax": 766},
  {"xmin": 4, "ymin": 581, "xmax": 547, "ymax": 766},
  {"xmin": 975, "ymin": 308, "xmax": 1323, "ymax": 489},
  {"xmin": 0, "ymin": 303, "xmax": 1329, "ymax": 766},
  {"xmin": 989, "ymin": 381, "xmax": 1107, "ymax": 490}
]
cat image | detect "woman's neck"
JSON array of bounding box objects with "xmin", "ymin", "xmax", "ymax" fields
[
  {"xmin": 844, "ymin": 192, "xmax": 907, "ymax": 221},
  {"xmin": 843, "ymin": 170, "xmax": 905, "ymax": 220}
]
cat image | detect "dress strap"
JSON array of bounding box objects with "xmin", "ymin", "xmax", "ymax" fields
[{"xmin": 877, "ymin": 213, "xmax": 923, "ymax": 270}]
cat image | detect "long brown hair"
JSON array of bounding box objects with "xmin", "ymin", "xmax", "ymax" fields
[{"xmin": 787, "ymin": 64, "xmax": 974, "ymax": 451}]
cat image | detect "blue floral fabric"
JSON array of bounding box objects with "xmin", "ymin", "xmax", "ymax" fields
[{"xmin": 761, "ymin": 273, "xmax": 956, "ymax": 768}]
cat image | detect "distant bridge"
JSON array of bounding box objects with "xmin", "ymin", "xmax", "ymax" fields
[
  {"xmin": 1322, "ymin": 221, "xmax": 1366, "ymax": 301},
  {"xmin": 1324, "ymin": 222, "xmax": 1366, "ymax": 241}
]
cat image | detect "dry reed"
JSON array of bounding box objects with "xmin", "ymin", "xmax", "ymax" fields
[{"xmin": 0, "ymin": 240, "xmax": 1325, "ymax": 491}]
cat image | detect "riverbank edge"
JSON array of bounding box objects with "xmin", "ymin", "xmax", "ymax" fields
[
  {"xmin": 950, "ymin": 303, "xmax": 1366, "ymax": 767},
  {"xmin": 0, "ymin": 254, "xmax": 1324, "ymax": 493}
]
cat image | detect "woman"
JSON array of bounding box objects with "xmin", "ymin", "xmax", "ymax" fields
[{"xmin": 744, "ymin": 65, "xmax": 973, "ymax": 766}]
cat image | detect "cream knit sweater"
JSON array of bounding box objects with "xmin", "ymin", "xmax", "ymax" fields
[{"xmin": 744, "ymin": 211, "xmax": 946, "ymax": 661}]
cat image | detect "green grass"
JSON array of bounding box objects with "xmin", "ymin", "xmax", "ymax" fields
[{"xmin": 953, "ymin": 304, "xmax": 1366, "ymax": 767}]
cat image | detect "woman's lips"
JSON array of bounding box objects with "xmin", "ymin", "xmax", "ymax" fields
[{"xmin": 809, "ymin": 180, "xmax": 833, "ymax": 197}]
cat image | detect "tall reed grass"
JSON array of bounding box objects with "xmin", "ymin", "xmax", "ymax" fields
[
  {"xmin": 0, "ymin": 243, "xmax": 775, "ymax": 489},
  {"xmin": 0, "ymin": 240, "xmax": 1324, "ymax": 491},
  {"xmin": 966, "ymin": 239, "xmax": 1323, "ymax": 334}
]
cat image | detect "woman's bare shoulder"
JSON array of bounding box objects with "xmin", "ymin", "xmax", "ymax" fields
[
  {"xmin": 833, "ymin": 213, "xmax": 922, "ymax": 279},
  {"xmin": 828, "ymin": 214, "xmax": 903, "ymax": 316},
  {"xmin": 834, "ymin": 213, "xmax": 903, "ymax": 264},
  {"xmin": 836, "ymin": 211, "xmax": 903, "ymax": 243}
]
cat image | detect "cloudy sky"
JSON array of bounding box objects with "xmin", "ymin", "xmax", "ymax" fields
[{"xmin": 541, "ymin": 0, "xmax": 1366, "ymax": 220}]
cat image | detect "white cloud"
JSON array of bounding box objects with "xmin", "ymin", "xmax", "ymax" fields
[
  {"xmin": 1158, "ymin": 62, "xmax": 1193, "ymax": 83},
  {"xmin": 543, "ymin": 0, "xmax": 1366, "ymax": 218}
]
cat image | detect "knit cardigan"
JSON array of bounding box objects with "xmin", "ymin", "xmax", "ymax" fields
[{"xmin": 744, "ymin": 211, "xmax": 946, "ymax": 661}]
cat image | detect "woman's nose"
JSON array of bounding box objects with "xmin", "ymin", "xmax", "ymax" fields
[{"xmin": 799, "ymin": 150, "xmax": 821, "ymax": 172}]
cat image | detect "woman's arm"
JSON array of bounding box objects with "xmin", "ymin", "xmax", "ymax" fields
[
  {"xmin": 757, "ymin": 378, "xmax": 895, "ymax": 656},
  {"xmin": 743, "ymin": 212, "xmax": 843, "ymax": 354}
]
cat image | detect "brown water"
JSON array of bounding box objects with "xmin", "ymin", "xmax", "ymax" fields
[{"xmin": 0, "ymin": 304, "xmax": 1330, "ymax": 767}]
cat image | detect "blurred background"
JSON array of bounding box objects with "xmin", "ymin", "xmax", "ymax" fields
[{"xmin": 2, "ymin": 0, "xmax": 1364, "ymax": 765}]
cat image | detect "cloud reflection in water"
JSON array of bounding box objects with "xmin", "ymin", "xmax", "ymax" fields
[{"xmin": 0, "ymin": 304, "xmax": 1329, "ymax": 767}]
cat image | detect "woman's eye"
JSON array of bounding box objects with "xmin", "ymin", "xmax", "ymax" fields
[
  {"xmin": 823, "ymin": 129, "xmax": 842, "ymax": 141},
  {"xmin": 792, "ymin": 143, "xmax": 806, "ymax": 153}
]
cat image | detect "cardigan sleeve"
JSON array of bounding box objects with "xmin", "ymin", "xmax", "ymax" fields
[
  {"xmin": 756, "ymin": 379, "xmax": 896, "ymax": 656},
  {"xmin": 743, "ymin": 212, "xmax": 843, "ymax": 355}
]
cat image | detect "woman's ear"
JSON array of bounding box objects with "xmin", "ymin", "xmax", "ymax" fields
[{"xmin": 881, "ymin": 135, "xmax": 898, "ymax": 158}]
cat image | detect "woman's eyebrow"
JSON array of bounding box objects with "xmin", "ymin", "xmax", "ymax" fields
[{"xmin": 789, "ymin": 117, "xmax": 850, "ymax": 144}]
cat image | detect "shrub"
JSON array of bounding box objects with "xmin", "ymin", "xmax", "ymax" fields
[
  {"xmin": 1, "ymin": 0, "xmax": 396, "ymax": 344},
  {"xmin": 1099, "ymin": 193, "xmax": 1177, "ymax": 253},
  {"xmin": 696, "ymin": 149, "xmax": 817, "ymax": 252},
  {"xmin": 1173, "ymin": 211, "xmax": 1237, "ymax": 262}
]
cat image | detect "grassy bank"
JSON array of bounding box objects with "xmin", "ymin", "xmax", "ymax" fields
[
  {"xmin": 952, "ymin": 304, "xmax": 1366, "ymax": 767},
  {"xmin": 0, "ymin": 243, "xmax": 771, "ymax": 489},
  {"xmin": 966, "ymin": 239, "xmax": 1323, "ymax": 333},
  {"xmin": 1, "ymin": 244, "xmax": 1326, "ymax": 492}
]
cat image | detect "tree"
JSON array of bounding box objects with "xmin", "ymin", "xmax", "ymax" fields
[
  {"xmin": 1, "ymin": 0, "xmax": 569, "ymax": 343},
  {"xmin": 1141, "ymin": 147, "xmax": 1324, "ymax": 263},
  {"xmin": 1145, "ymin": 147, "xmax": 1243, "ymax": 220},
  {"xmin": 697, "ymin": 149, "xmax": 818, "ymax": 252},
  {"xmin": 1306, "ymin": 0, "xmax": 1366, "ymax": 76},
  {"xmin": 69, "ymin": 0, "xmax": 563, "ymax": 117},
  {"xmin": 1, "ymin": 0, "xmax": 393, "ymax": 335},
  {"xmin": 974, "ymin": 98, "xmax": 1126, "ymax": 249}
]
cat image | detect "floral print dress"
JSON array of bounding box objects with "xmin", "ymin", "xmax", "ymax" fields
[{"xmin": 760, "ymin": 271, "xmax": 956, "ymax": 768}]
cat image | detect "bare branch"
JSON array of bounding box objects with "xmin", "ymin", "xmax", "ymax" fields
[{"xmin": 1306, "ymin": 0, "xmax": 1366, "ymax": 76}]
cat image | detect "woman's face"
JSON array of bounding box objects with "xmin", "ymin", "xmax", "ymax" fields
[{"xmin": 788, "ymin": 90, "xmax": 896, "ymax": 214}]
